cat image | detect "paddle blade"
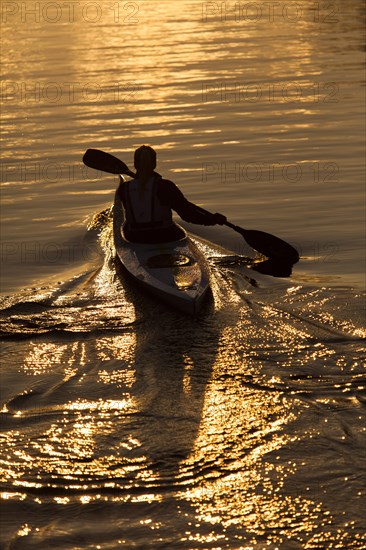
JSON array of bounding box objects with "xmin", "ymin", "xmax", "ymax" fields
[
  {"xmin": 251, "ymin": 257, "xmax": 296, "ymax": 277},
  {"xmin": 235, "ymin": 226, "xmax": 299, "ymax": 261},
  {"xmin": 83, "ymin": 149, "xmax": 134, "ymax": 176}
]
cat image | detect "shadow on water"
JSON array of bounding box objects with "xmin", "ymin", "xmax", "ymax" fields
[
  {"xmin": 251, "ymin": 257, "xmax": 297, "ymax": 278},
  {"xmin": 0, "ymin": 238, "xmax": 224, "ymax": 547},
  {"xmin": 105, "ymin": 257, "xmax": 222, "ymax": 544}
]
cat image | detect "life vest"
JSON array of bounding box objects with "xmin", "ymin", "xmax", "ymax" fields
[{"xmin": 121, "ymin": 176, "xmax": 173, "ymax": 231}]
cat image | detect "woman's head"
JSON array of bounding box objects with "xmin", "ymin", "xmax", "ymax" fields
[{"xmin": 134, "ymin": 145, "xmax": 157, "ymax": 184}]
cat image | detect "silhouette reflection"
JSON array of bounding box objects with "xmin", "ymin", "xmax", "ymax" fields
[
  {"xmin": 110, "ymin": 257, "xmax": 220, "ymax": 529},
  {"xmin": 251, "ymin": 256, "xmax": 299, "ymax": 278}
]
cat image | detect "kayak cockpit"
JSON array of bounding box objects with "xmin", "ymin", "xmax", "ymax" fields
[{"xmin": 113, "ymin": 191, "xmax": 210, "ymax": 314}]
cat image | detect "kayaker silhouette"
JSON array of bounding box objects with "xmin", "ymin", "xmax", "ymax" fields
[{"xmin": 117, "ymin": 145, "xmax": 227, "ymax": 243}]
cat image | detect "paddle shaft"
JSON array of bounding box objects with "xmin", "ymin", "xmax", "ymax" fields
[{"xmin": 202, "ymin": 211, "xmax": 298, "ymax": 260}]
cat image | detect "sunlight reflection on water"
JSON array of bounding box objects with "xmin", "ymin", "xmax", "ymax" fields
[{"xmin": 1, "ymin": 0, "xmax": 365, "ymax": 547}]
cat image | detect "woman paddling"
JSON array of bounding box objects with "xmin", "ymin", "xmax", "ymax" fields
[{"xmin": 117, "ymin": 145, "xmax": 227, "ymax": 243}]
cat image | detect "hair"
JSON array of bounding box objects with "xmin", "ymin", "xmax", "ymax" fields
[{"xmin": 134, "ymin": 145, "xmax": 157, "ymax": 185}]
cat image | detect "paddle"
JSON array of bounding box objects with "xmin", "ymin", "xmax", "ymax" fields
[
  {"xmin": 194, "ymin": 205, "xmax": 299, "ymax": 261},
  {"xmin": 83, "ymin": 148, "xmax": 136, "ymax": 178},
  {"xmin": 82, "ymin": 148, "xmax": 299, "ymax": 262}
]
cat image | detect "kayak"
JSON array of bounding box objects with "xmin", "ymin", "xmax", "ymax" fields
[{"xmin": 113, "ymin": 191, "xmax": 210, "ymax": 314}]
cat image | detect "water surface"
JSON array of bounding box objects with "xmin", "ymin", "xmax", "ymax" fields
[{"xmin": 1, "ymin": 1, "xmax": 365, "ymax": 548}]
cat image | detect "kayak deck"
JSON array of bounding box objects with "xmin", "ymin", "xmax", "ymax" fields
[{"xmin": 113, "ymin": 193, "xmax": 210, "ymax": 314}]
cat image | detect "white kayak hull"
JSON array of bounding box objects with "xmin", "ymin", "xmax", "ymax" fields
[{"xmin": 113, "ymin": 192, "xmax": 210, "ymax": 314}]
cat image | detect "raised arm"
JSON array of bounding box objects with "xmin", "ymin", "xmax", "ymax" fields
[{"xmin": 157, "ymin": 179, "xmax": 226, "ymax": 225}]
